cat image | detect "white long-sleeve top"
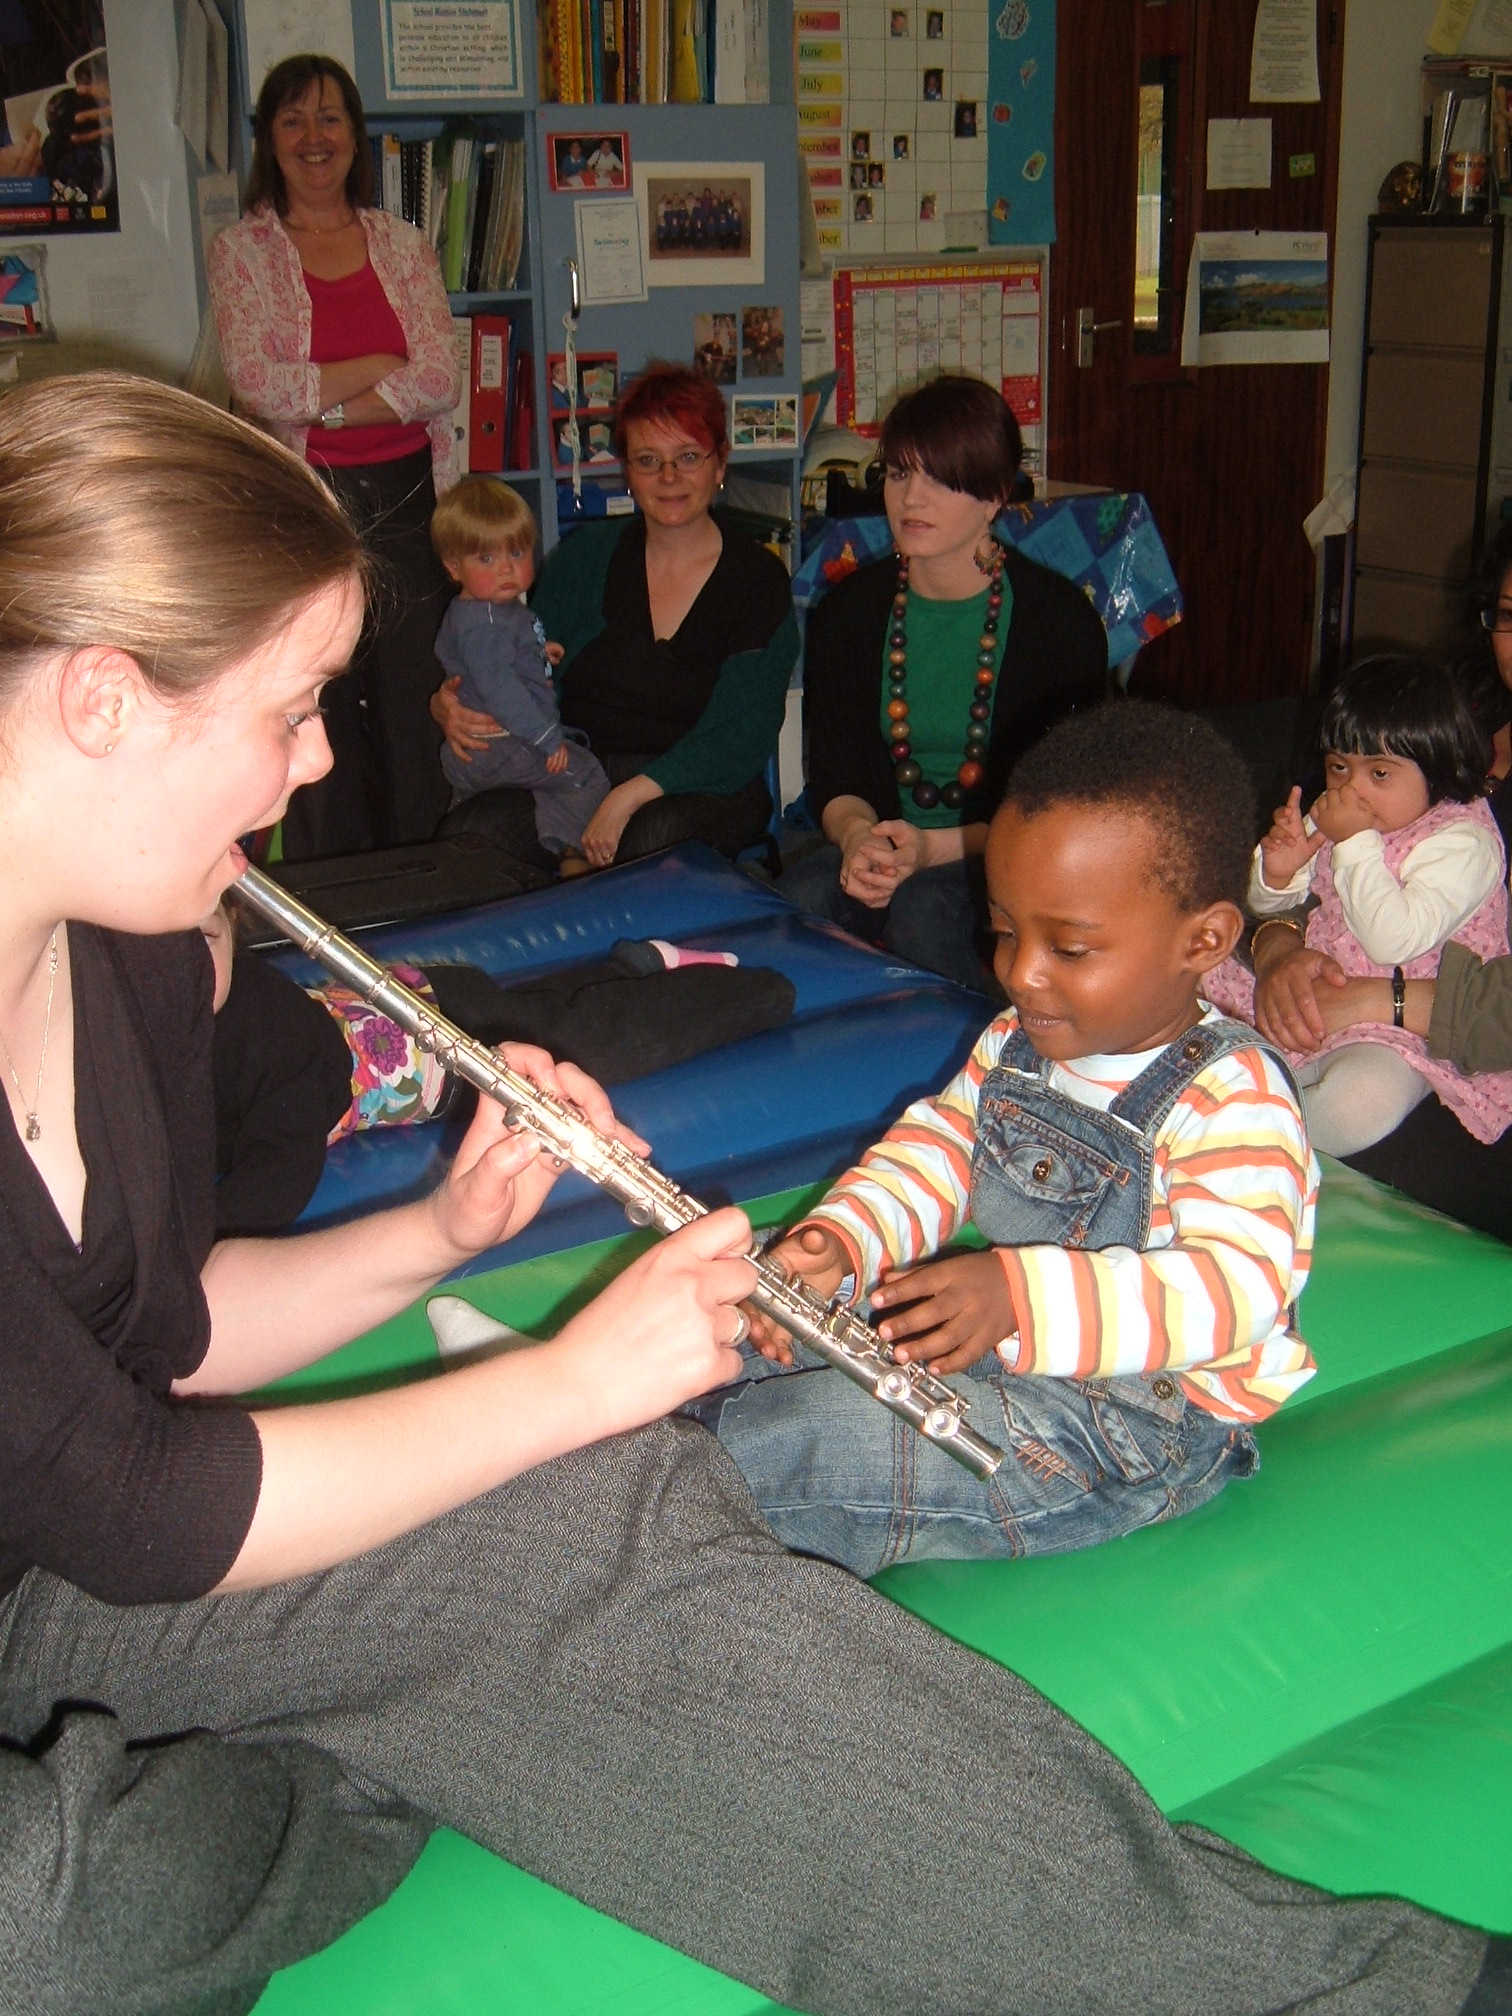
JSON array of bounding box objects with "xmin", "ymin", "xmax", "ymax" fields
[{"xmin": 1249, "ymin": 817, "xmax": 1503, "ymax": 966}]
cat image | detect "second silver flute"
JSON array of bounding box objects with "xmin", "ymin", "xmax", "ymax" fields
[{"xmin": 236, "ymin": 866, "xmax": 1005, "ymax": 1479}]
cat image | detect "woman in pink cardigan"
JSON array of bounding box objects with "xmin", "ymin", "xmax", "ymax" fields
[{"xmin": 210, "ymin": 54, "xmax": 460, "ymax": 861}]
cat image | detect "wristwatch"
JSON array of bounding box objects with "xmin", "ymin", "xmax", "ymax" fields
[
  {"xmin": 1391, "ymin": 965, "xmax": 1406, "ymax": 1028},
  {"xmin": 320, "ymin": 401, "xmax": 346, "ymax": 429}
]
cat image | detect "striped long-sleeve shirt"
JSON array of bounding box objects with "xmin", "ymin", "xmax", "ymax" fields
[{"xmin": 807, "ymin": 1007, "xmax": 1319, "ymax": 1424}]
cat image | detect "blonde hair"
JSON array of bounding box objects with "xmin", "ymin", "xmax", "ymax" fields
[
  {"xmin": 0, "ymin": 372, "xmax": 366, "ymax": 706},
  {"xmin": 430, "ymin": 477, "xmax": 537, "ymax": 565}
]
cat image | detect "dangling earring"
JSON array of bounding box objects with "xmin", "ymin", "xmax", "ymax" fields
[{"xmin": 973, "ymin": 533, "xmax": 1004, "ymax": 576}]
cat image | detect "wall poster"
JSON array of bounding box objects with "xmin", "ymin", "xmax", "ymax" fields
[
  {"xmin": 383, "ymin": 0, "xmax": 523, "ymax": 100},
  {"xmin": 0, "ymin": 3, "xmax": 115, "ymax": 235}
]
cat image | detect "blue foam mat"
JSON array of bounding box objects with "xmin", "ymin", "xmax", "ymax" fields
[{"xmin": 285, "ymin": 847, "xmax": 994, "ymax": 1266}]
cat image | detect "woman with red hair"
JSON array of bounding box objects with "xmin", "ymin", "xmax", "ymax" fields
[{"xmin": 435, "ymin": 362, "xmax": 797, "ymax": 870}]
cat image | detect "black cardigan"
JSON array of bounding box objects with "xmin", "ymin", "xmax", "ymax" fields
[
  {"xmin": 0, "ymin": 927, "xmax": 262, "ymax": 1605},
  {"xmin": 803, "ymin": 547, "xmax": 1110, "ymax": 828}
]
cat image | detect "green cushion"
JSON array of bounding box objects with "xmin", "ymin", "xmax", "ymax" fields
[{"xmin": 256, "ymin": 1165, "xmax": 1512, "ymax": 2009}]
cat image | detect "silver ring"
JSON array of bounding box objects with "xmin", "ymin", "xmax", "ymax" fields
[{"xmin": 729, "ymin": 1310, "xmax": 749, "ymax": 1348}]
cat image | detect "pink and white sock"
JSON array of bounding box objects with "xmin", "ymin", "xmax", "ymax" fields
[{"xmin": 648, "ymin": 938, "xmax": 739, "ymax": 969}]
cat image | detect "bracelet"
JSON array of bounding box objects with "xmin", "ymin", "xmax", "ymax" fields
[
  {"xmin": 1392, "ymin": 965, "xmax": 1406, "ymax": 1028},
  {"xmin": 1250, "ymin": 916, "xmax": 1304, "ymax": 959}
]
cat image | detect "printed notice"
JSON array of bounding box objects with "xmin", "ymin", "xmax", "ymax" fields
[
  {"xmin": 1207, "ymin": 119, "xmax": 1272, "ymax": 190},
  {"xmin": 383, "ymin": 0, "xmax": 522, "ymax": 99},
  {"xmin": 1249, "ymin": 0, "xmax": 1319, "ymax": 104},
  {"xmin": 244, "ymin": 0, "xmax": 355, "ymax": 95}
]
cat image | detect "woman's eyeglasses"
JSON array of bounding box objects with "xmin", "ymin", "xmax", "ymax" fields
[
  {"xmin": 1478, "ymin": 605, "xmax": 1512, "ymax": 634},
  {"xmin": 628, "ymin": 448, "xmax": 713, "ymax": 476}
]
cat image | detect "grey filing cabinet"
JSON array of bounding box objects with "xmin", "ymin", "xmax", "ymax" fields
[{"xmin": 1352, "ymin": 214, "xmax": 1503, "ymax": 653}]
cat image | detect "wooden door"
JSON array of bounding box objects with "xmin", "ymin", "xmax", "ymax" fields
[{"xmin": 1049, "ymin": 0, "xmax": 1345, "ymax": 707}]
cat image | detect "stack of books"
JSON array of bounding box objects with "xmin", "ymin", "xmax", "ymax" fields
[
  {"xmin": 538, "ymin": 0, "xmax": 768, "ymax": 105},
  {"xmin": 369, "ymin": 130, "xmax": 526, "ymax": 296}
]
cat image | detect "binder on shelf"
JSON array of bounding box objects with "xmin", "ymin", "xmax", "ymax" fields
[
  {"xmin": 380, "ymin": 131, "xmax": 402, "ymax": 214},
  {"xmin": 668, "ymin": 0, "xmax": 699, "ymax": 101},
  {"xmin": 588, "ymin": 0, "xmax": 605, "ymax": 101},
  {"xmin": 497, "ymin": 139, "xmax": 526, "ymax": 289},
  {"xmin": 509, "ymin": 349, "xmax": 535, "ymax": 471},
  {"xmin": 466, "ymin": 141, "xmax": 497, "ymax": 293},
  {"xmin": 470, "ymin": 312, "xmax": 515, "ymax": 473},
  {"xmin": 641, "ymin": 0, "xmax": 666, "ymax": 101},
  {"xmin": 451, "ymin": 314, "xmax": 473, "ymax": 471},
  {"xmin": 402, "ymin": 139, "xmax": 428, "ymax": 225},
  {"xmin": 536, "ymin": 0, "xmax": 560, "ymax": 100},
  {"xmin": 605, "ymin": 0, "xmax": 624, "ymax": 100},
  {"xmin": 441, "ymin": 135, "xmax": 475, "ymax": 291},
  {"xmin": 623, "ymin": 0, "xmax": 641, "ymax": 100},
  {"xmin": 744, "ymin": 0, "xmax": 770, "ymax": 104},
  {"xmin": 420, "ymin": 138, "xmax": 443, "ymax": 244},
  {"xmin": 693, "ymin": 0, "xmax": 710, "ymax": 102}
]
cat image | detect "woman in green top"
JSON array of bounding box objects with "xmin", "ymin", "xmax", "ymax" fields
[
  {"xmin": 782, "ymin": 374, "xmax": 1108, "ymax": 992},
  {"xmin": 434, "ymin": 363, "xmax": 798, "ymax": 873}
]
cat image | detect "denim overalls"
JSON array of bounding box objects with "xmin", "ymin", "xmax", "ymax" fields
[{"xmin": 704, "ymin": 1017, "xmax": 1284, "ymax": 1579}]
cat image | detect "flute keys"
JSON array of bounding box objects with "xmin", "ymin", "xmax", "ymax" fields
[
  {"xmin": 879, "ymin": 1368, "xmax": 911, "ymax": 1403},
  {"xmin": 624, "ymin": 1200, "xmax": 653, "ymax": 1227},
  {"xmin": 924, "ymin": 1406, "xmax": 957, "ymax": 1439}
]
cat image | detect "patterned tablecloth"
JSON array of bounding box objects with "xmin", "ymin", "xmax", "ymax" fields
[{"xmin": 795, "ymin": 491, "xmax": 1183, "ymax": 677}]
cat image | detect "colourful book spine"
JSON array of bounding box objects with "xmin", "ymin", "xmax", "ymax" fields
[
  {"xmin": 588, "ymin": 0, "xmax": 605, "ymax": 100},
  {"xmin": 668, "ymin": 0, "xmax": 700, "ymax": 102}
]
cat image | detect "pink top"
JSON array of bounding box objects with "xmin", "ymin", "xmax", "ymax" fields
[
  {"xmin": 304, "ymin": 263, "xmax": 428, "ymax": 468},
  {"xmin": 1205, "ymin": 795, "xmax": 1512, "ymax": 1144},
  {"xmin": 208, "ymin": 204, "xmax": 460, "ymax": 492}
]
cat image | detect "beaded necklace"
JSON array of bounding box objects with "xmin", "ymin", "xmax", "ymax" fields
[{"xmin": 885, "ymin": 549, "xmax": 1005, "ymax": 811}]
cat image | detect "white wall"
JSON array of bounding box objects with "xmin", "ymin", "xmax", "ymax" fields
[
  {"xmin": 11, "ymin": 0, "xmax": 203, "ymax": 386},
  {"xmin": 1324, "ymin": 0, "xmax": 1441, "ymax": 489}
]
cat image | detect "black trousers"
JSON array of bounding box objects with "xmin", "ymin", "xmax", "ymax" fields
[
  {"xmin": 281, "ymin": 449, "xmax": 452, "ymax": 862},
  {"xmin": 439, "ymin": 753, "xmax": 771, "ymax": 874}
]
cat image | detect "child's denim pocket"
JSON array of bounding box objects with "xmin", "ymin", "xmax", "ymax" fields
[{"xmin": 972, "ymin": 1094, "xmax": 1135, "ymax": 1249}]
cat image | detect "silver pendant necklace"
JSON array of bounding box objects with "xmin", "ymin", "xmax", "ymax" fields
[{"xmin": 0, "ymin": 929, "xmax": 59, "ymax": 1142}]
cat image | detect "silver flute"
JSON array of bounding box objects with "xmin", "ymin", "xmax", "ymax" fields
[{"xmin": 235, "ymin": 866, "xmax": 1005, "ymax": 1480}]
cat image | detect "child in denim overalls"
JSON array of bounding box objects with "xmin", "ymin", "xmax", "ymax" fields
[{"xmin": 700, "ymin": 701, "xmax": 1320, "ymax": 1578}]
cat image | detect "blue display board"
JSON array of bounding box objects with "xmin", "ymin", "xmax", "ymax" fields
[{"xmin": 986, "ymin": 0, "xmax": 1054, "ymax": 245}]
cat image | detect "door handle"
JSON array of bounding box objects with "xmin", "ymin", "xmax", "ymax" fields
[{"xmin": 1075, "ymin": 306, "xmax": 1123, "ymax": 368}]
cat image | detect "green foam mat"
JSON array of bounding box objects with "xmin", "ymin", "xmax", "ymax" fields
[
  {"xmin": 254, "ymin": 1830, "xmax": 791, "ymax": 2016},
  {"xmin": 256, "ymin": 1166, "xmax": 1512, "ymax": 2008}
]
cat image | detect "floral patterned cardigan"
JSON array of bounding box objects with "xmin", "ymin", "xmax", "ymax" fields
[{"xmin": 208, "ymin": 203, "xmax": 460, "ymax": 493}]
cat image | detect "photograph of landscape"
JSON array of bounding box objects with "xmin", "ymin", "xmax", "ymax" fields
[{"xmin": 1198, "ymin": 258, "xmax": 1329, "ymax": 334}]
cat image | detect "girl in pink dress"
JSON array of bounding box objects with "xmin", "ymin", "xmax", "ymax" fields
[{"xmin": 1205, "ymin": 655, "xmax": 1512, "ymax": 1155}]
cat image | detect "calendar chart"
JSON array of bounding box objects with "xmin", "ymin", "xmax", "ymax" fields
[{"xmin": 833, "ymin": 258, "xmax": 1043, "ymax": 466}]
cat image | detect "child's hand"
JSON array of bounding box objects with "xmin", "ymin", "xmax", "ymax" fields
[
  {"xmin": 871, "ymin": 1252, "xmax": 1016, "ymax": 1378},
  {"xmin": 1258, "ymin": 787, "xmax": 1323, "ymax": 887},
  {"xmin": 1310, "ymin": 780, "xmax": 1377, "ymax": 845},
  {"xmin": 744, "ymin": 1223, "xmax": 851, "ymax": 1365},
  {"xmin": 544, "ymin": 640, "xmax": 565, "ymax": 665},
  {"xmin": 545, "ymin": 744, "xmax": 569, "ymax": 774}
]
